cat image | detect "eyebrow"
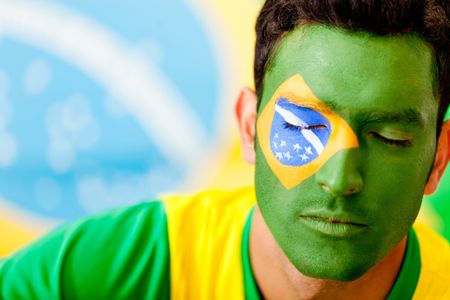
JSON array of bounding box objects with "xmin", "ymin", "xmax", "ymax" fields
[
  {"xmin": 354, "ymin": 108, "xmax": 424, "ymax": 127},
  {"xmin": 283, "ymin": 96, "xmax": 424, "ymax": 127}
]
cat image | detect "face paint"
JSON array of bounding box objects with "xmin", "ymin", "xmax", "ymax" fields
[
  {"xmin": 273, "ymin": 99, "xmax": 330, "ymax": 163},
  {"xmin": 257, "ymin": 74, "xmax": 358, "ymax": 189},
  {"xmin": 255, "ymin": 24, "xmax": 438, "ymax": 281}
]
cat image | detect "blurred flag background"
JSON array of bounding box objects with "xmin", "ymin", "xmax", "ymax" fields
[{"xmin": 0, "ymin": 0, "xmax": 448, "ymax": 257}]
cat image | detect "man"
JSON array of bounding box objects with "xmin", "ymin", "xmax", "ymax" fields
[{"xmin": 1, "ymin": 0, "xmax": 450, "ymax": 299}]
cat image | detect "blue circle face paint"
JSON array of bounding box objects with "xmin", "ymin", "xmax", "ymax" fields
[{"xmin": 270, "ymin": 98, "xmax": 331, "ymax": 166}]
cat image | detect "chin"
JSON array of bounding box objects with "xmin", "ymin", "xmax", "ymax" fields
[
  {"xmin": 299, "ymin": 265, "xmax": 370, "ymax": 282},
  {"xmin": 291, "ymin": 251, "xmax": 378, "ymax": 282}
]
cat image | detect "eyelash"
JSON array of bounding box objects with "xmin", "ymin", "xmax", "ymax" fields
[
  {"xmin": 283, "ymin": 121, "xmax": 328, "ymax": 131},
  {"xmin": 369, "ymin": 132, "xmax": 412, "ymax": 147},
  {"xmin": 283, "ymin": 121, "xmax": 411, "ymax": 148}
]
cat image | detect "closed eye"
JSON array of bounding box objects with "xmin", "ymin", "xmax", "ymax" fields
[
  {"xmin": 283, "ymin": 121, "xmax": 328, "ymax": 131},
  {"xmin": 368, "ymin": 131, "xmax": 412, "ymax": 147}
]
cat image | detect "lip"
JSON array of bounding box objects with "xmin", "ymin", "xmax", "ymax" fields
[{"xmin": 299, "ymin": 213, "xmax": 368, "ymax": 237}]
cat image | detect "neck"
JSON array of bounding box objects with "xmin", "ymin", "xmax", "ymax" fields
[{"xmin": 250, "ymin": 207, "xmax": 407, "ymax": 300}]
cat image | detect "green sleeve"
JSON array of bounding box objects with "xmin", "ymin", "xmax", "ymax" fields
[{"xmin": 0, "ymin": 201, "xmax": 171, "ymax": 300}]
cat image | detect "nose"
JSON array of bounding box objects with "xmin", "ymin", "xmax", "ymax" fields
[{"xmin": 315, "ymin": 148, "xmax": 363, "ymax": 197}]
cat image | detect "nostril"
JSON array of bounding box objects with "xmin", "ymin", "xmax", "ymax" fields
[
  {"xmin": 320, "ymin": 183, "xmax": 331, "ymax": 192},
  {"xmin": 344, "ymin": 186, "xmax": 361, "ymax": 196}
]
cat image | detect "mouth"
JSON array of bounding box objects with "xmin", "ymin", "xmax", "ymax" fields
[{"xmin": 299, "ymin": 214, "xmax": 368, "ymax": 237}]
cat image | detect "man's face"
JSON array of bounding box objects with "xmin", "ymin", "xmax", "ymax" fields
[{"xmin": 255, "ymin": 25, "xmax": 438, "ymax": 281}]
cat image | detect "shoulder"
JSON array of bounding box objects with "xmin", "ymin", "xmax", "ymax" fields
[
  {"xmin": 58, "ymin": 200, "xmax": 170, "ymax": 269},
  {"xmin": 34, "ymin": 200, "xmax": 170, "ymax": 253},
  {"xmin": 4, "ymin": 199, "xmax": 168, "ymax": 260},
  {"xmin": 412, "ymin": 222, "xmax": 450, "ymax": 299},
  {"xmin": 63, "ymin": 200, "xmax": 171, "ymax": 297},
  {"xmin": 0, "ymin": 200, "xmax": 171, "ymax": 299}
]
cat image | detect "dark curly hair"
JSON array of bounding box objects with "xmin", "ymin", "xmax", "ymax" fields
[{"xmin": 254, "ymin": 0, "xmax": 450, "ymax": 125}]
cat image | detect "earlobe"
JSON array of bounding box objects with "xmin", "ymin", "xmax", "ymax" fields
[
  {"xmin": 424, "ymin": 121, "xmax": 450, "ymax": 195},
  {"xmin": 235, "ymin": 87, "xmax": 258, "ymax": 164}
]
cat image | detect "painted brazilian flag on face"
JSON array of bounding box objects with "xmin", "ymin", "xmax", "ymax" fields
[{"xmin": 257, "ymin": 75, "xmax": 359, "ymax": 189}]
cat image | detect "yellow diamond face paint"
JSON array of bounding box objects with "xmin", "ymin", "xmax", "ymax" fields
[{"xmin": 257, "ymin": 74, "xmax": 358, "ymax": 189}]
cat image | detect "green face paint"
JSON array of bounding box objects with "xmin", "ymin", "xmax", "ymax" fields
[{"xmin": 255, "ymin": 24, "xmax": 438, "ymax": 281}]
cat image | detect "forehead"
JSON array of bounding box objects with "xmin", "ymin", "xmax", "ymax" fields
[{"xmin": 261, "ymin": 25, "xmax": 438, "ymax": 124}]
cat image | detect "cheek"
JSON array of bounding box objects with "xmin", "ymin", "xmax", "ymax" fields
[
  {"xmin": 254, "ymin": 144, "xmax": 310, "ymax": 218},
  {"xmin": 254, "ymin": 144, "xmax": 286, "ymax": 211},
  {"xmin": 255, "ymin": 143, "xmax": 277, "ymax": 186},
  {"xmin": 363, "ymin": 143, "xmax": 435, "ymax": 193},
  {"xmin": 361, "ymin": 148, "xmax": 432, "ymax": 230},
  {"xmin": 255, "ymin": 143, "xmax": 327, "ymax": 234}
]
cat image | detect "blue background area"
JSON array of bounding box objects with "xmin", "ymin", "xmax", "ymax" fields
[{"xmin": 0, "ymin": 0, "xmax": 219, "ymax": 219}]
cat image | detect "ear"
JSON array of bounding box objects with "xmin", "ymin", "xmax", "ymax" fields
[
  {"xmin": 424, "ymin": 121, "xmax": 450, "ymax": 195},
  {"xmin": 235, "ymin": 87, "xmax": 258, "ymax": 164}
]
